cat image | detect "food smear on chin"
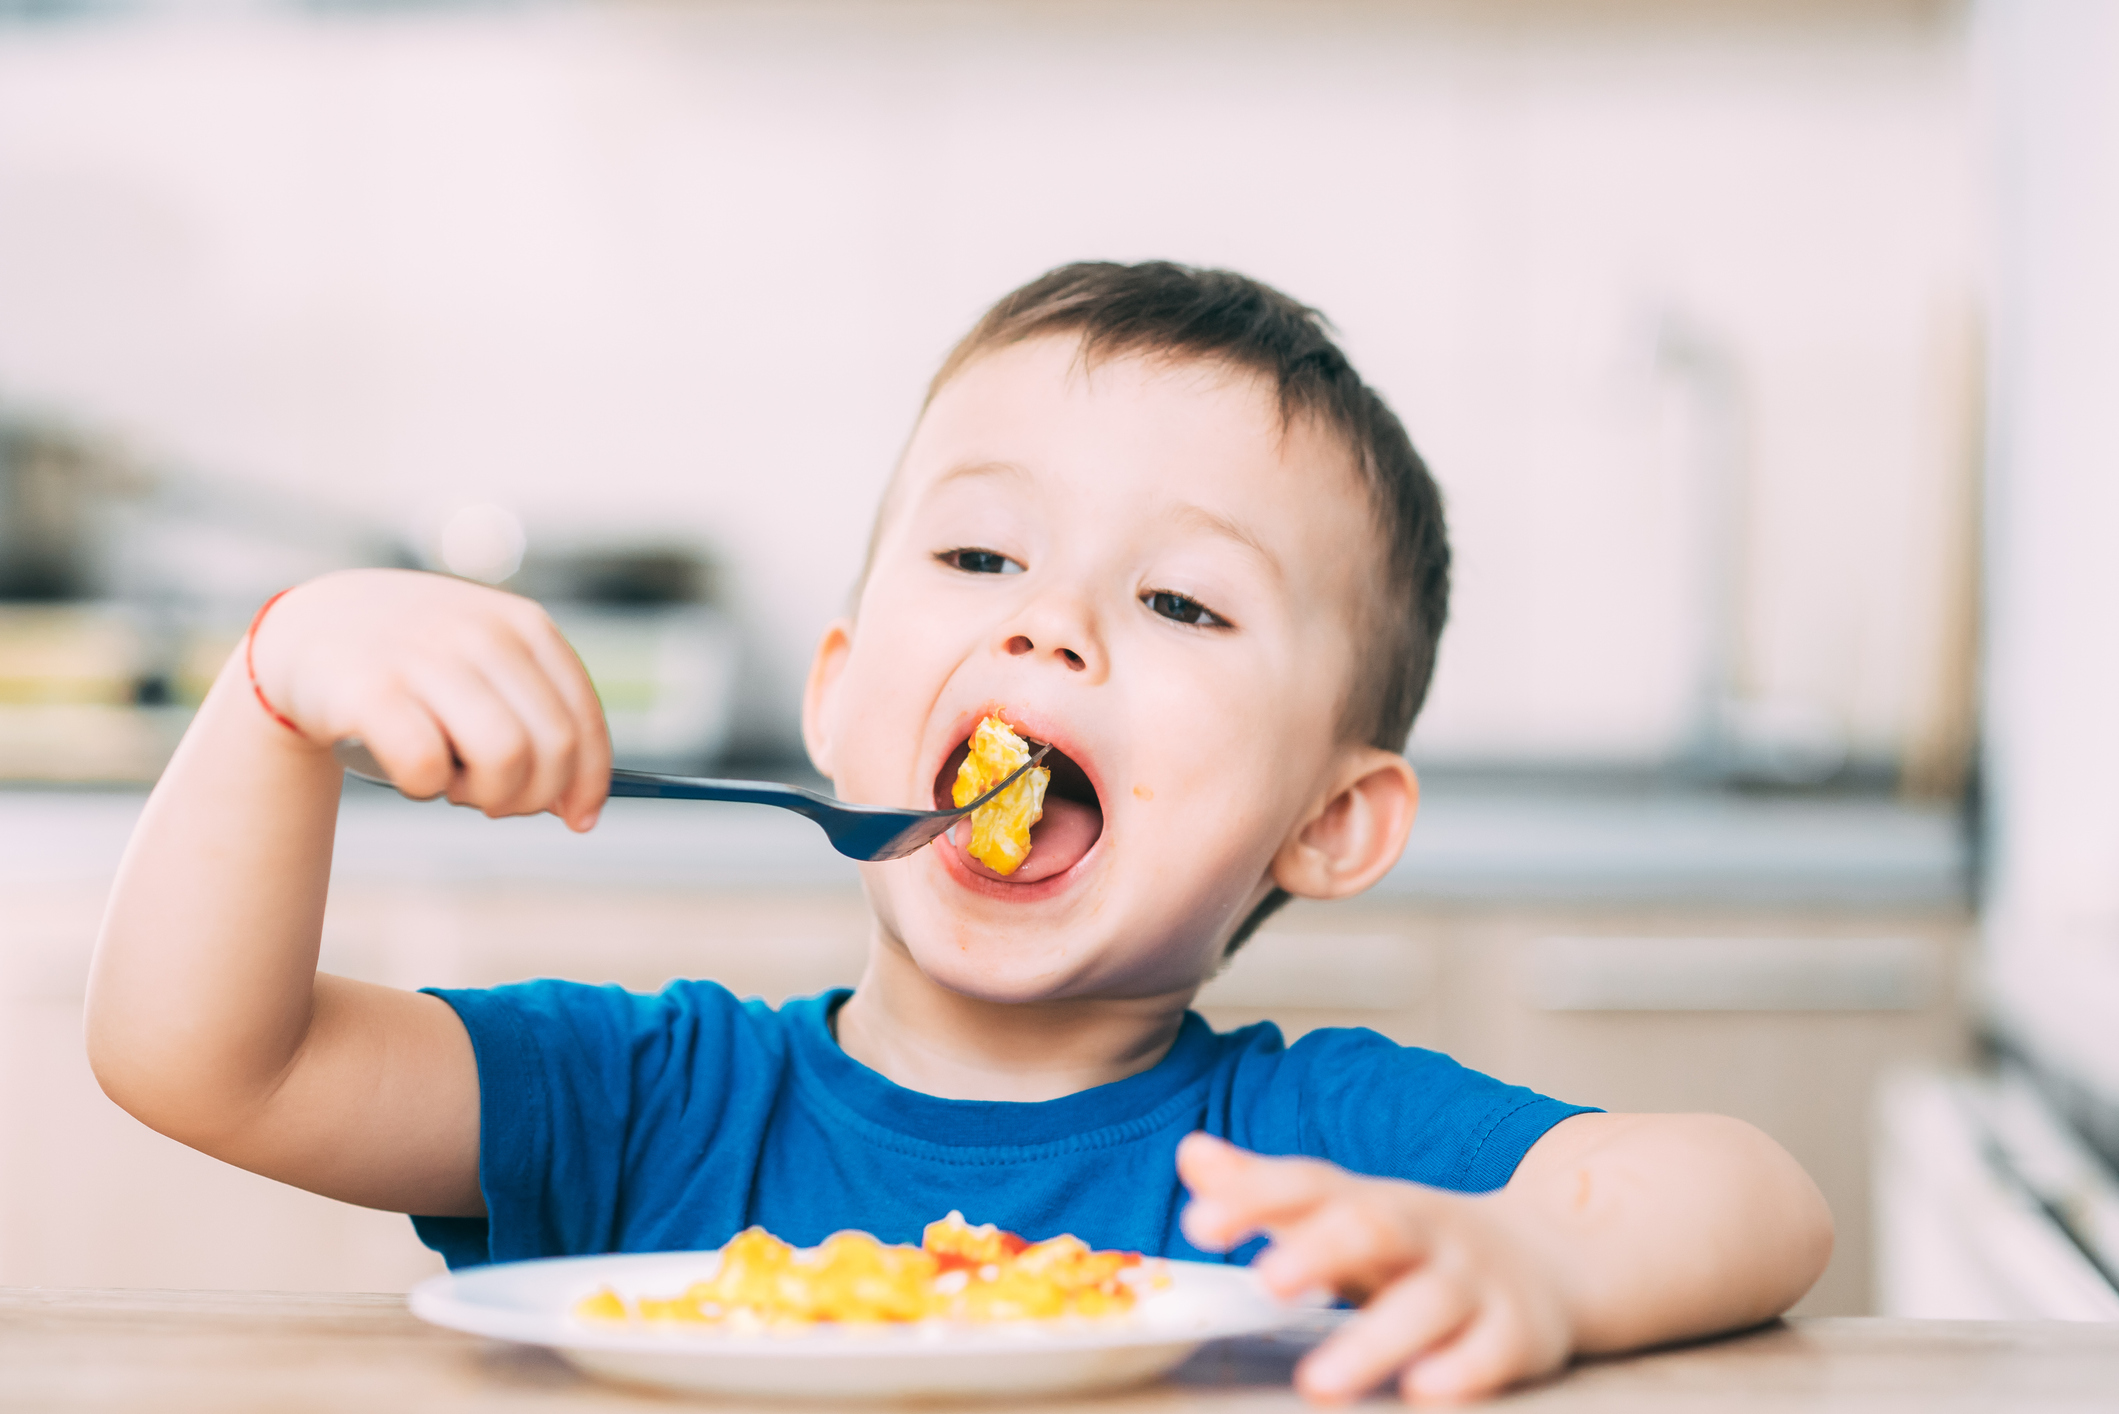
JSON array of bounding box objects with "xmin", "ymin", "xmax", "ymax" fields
[
  {"xmin": 951, "ymin": 714, "xmax": 1049, "ymax": 875},
  {"xmin": 570, "ymin": 1212, "xmax": 1146, "ymax": 1327}
]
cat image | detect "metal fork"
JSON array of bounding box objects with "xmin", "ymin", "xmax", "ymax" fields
[{"xmin": 332, "ymin": 739, "xmax": 1051, "ymax": 862}]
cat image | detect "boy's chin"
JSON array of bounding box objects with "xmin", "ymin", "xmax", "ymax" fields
[
  {"xmin": 891, "ymin": 909, "xmax": 1209, "ymax": 1009},
  {"xmin": 902, "ymin": 934, "xmax": 1089, "ymax": 1006}
]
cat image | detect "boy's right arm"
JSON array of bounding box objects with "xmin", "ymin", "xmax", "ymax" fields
[{"xmin": 85, "ymin": 569, "xmax": 611, "ymax": 1217}]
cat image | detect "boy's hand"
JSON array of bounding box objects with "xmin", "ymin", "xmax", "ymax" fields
[
  {"xmin": 1178, "ymin": 1132, "xmax": 1574, "ymax": 1405},
  {"xmin": 250, "ymin": 568, "xmax": 610, "ymax": 831}
]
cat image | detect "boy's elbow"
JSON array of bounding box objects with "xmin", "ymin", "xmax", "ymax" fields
[
  {"xmin": 83, "ymin": 993, "xmax": 164, "ymax": 1129},
  {"xmin": 1783, "ymin": 1146, "xmax": 1836, "ymax": 1305},
  {"xmin": 82, "ymin": 982, "xmax": 214, "ymax": 1144},
  {"xmin": 1724, "ymin": 1115, "xmax": 1834, "ymax": 1318},
  {"xmin": 1629, "ymin": 1113, "xmax": 1835, "ymax": 1327}
]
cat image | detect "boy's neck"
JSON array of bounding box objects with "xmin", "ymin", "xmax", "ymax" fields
[{"xmin": 833, "ymin": 932, "xmax": 1194, "ymax": 1103}]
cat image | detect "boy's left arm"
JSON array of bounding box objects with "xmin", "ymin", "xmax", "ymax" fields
[{"xmin": 1178, "ymin": 1113, "xmax": 1833, "ymax": 1405}]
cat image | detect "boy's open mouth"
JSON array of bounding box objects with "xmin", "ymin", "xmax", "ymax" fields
[{"xmin": 932, "ymin": 735, "xmax": 1104, "ymax": 883}]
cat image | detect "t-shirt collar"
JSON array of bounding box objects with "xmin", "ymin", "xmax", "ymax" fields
[{"xmin": 783, "ymin": 988, "xmax": 1221, "ymax": 1150}]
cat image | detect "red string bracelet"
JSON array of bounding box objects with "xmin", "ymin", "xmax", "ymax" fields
[{"xmin": 245, "ymin": 588, "xmax": 305, "ymax": 737}]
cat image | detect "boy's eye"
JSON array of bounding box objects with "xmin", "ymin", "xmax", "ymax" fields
[
  {"xmin": 1142, "ymin": 590, "xmax": 1227, "ymax": 628},
  {"xmin": 938, "ymin": 548, "xmax": 1024, "ymax": 575}
]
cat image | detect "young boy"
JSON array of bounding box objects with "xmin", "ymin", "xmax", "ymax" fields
[{"xmin": 87, "ymin": 263, "xmax": 1830, "ymax": 1404}]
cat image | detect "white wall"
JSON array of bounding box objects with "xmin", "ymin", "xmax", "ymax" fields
[
  {"xmin": 0, "ymin": 1, "xmax": 1975, "ymax": 764},
  {"xmin": 1977, "ymin": 0, "xmax": 2119, "ymax": 1101}
]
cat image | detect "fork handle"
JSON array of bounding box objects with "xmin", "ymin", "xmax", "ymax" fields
[{"xmin": 606, "ymin": 769, "xmax": 834, "ymax": 815}]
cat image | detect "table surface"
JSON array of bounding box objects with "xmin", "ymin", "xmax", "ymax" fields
[{"xmin": 6, "ymin": 1290, "xmax": 2118, "ymax": 1412}]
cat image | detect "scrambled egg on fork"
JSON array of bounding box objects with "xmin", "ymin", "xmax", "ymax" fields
[
  {"xmin": 951, "ymin": 715, "xmax": 1050, "ymax": 876},
  {"xmin": 573, "ymin": 1212, "xmax": 1144, "ymax": 1327}
]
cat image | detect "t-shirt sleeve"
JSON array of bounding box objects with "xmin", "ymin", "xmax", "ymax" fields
[
  {"xmin": 410, "ymin": 978, "xmax": 755, "ymax": 1268},
  {"xmin": 1240, "ymin": 1027, "xmax": 1598, "ymax": 1193}
]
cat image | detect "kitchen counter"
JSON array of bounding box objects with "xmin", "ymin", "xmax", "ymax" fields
[
  {"xmin": 0, "ymin": 774, "xmax": 1967, "ymax": 904},
  {"xmin": 4, "ymin": 1290, "xmax": 2114, "ymax": 1412}
]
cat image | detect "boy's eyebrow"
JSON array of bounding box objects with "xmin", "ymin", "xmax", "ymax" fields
[
  {"xmin": 928, "ymin": 459, "xmax": 1031, "ymax": 494},
  {"xmin": 1171, "ymin": 503, "xmax": 1283, "ymax": 582}
]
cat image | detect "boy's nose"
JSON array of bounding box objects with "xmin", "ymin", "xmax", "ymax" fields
[
  {"xmin": 1006, "ymin": 634, "xmax": 1085, "ymax": 670},
  {"xmin": 999, "ymin": 598, "xmax": 1106, "ymax": 681}
]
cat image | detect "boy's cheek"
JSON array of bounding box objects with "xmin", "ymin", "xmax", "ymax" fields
[{"xmin": 828, "ymin": 641, "xmax": 958, "ymax": 805}]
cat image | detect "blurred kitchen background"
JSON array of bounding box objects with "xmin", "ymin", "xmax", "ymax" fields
[{"xmin": 1, "ymin": 0, "xmax": 2114, "ymax": 1323}]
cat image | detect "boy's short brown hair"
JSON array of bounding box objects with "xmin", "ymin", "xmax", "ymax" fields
[
  {"xmin": 928, "ymin": 260, "xmax": 1451, "ymax": 754},
  {"xmin": 896, "ymin": 261, "xmax": 1451, "ymax": 949}
]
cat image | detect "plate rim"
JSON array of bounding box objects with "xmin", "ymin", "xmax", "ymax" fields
[{"xmin": 409, "ymin": 1249, "xmax": 1296, "ymax": 1358}]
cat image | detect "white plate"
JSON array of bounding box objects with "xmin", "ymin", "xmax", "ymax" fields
[{"xmin": 410, "ymin": 1248, "xmax": 1296, "ymax": 1402}]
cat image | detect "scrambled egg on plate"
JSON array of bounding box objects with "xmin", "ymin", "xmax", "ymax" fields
[{"xmin": 574, "ymin": 1213, "xmax": 1144, "ymax": 1327}]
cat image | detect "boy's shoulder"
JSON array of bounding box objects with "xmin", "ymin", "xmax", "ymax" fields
[
  {"xmin": 436, "ymin": 974, "xmax": 765, "ymax": 1019},
  {"xmin": 432, "ymin": 974, "xmax": 802, "ymax": 1027},
  {"xmin": 423, "ymin": 975, "xmax": 812, "ymax": 1092},
  {"xmin": 427, "ymin": 974, "xmax": 751, "ymax": 1036},
  {"xmin": 1209, "ymin": 1018, "xmax": 1595, "ymax": 1191},
  {"xmin": 1208, "ymin": 1011, "xmax": 1500, "ymax": 1090}
]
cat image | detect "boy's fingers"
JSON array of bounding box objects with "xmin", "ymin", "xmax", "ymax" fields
[
  {"xmin": 1178, "ymin": 1134, "xmax": 1346, "ymax": 1250},
  {"xmin": 462, "ymin": 638, "xmax": 584, "ymax": 819},
  {"xmin": 1176, "ymin": 1130, "xmax": 1245, "ymax": 1179},
  {"xmin": 1179, "ymin": 1133, "xmax": 1343, "ymax": 1216},
  {"xmin": 1296, "ymin": 1270, "xmax": 1476, "ymax": 1405},
  {"xmin": 552, "ymin": 716, "xmax": 612, "ymax": 832},
  {"xmin": 1180, "ymin": 1162, "xmax": 1343, "ymax": 1251},
  {"xmin": 1253, "ymin": 1197, "xmax": 1435, "ymax": 1300},
  {"xmin": 355, "ymin": 694, "xmax": 457, "ymax": 801},
  {"xmin": 519, "ymin": 619, "xmax": 610, "ymax": 830},
  {"xmin": 402, "ymin": 659, "xmax": 538, "ymax": 817},
  {"xmin": 1401, "ymin": 1307, "xmax": 1540, "ymax": 1406}
]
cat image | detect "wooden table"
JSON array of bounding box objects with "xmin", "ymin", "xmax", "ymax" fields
[{"xmin": 6, "ymin": 1289, "xmax": 2118, "ymax": 1412}]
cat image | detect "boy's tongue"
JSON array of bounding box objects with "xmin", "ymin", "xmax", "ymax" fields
[{"xmin": 953, "ymin": 795, "xmax": 1101, "ymax": 883}]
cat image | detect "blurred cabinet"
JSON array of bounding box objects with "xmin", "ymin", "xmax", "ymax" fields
[
  {"xmin": 0, "ymin": 887, "xmax": 444, "ymax": 1292},
  {"xmin": 1201, "ymin": 899, "xmax": 1971, "ymax": 1319},
  {"xmin": 2, "ymin": 877, "xmax": 1966, "ymax": 1316}
]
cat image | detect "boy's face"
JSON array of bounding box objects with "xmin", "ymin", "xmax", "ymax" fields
[{"xmin": 805, "ymin": 335, "xmax": 1387, "ymax": 1004}]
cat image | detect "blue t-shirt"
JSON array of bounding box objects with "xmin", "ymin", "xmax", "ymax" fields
[{"xmin": 413, "ymin": 981, "xmax": 1591, "ymax": 1270}]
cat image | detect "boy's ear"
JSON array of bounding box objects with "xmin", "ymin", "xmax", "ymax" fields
[
  {"xmin": 1269, "ymin": 748, "xmax": 1419, "ymax": 901},
  {"xmin": 800, "ymin": 618, "xmax": 855, "ymax": 781}
]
